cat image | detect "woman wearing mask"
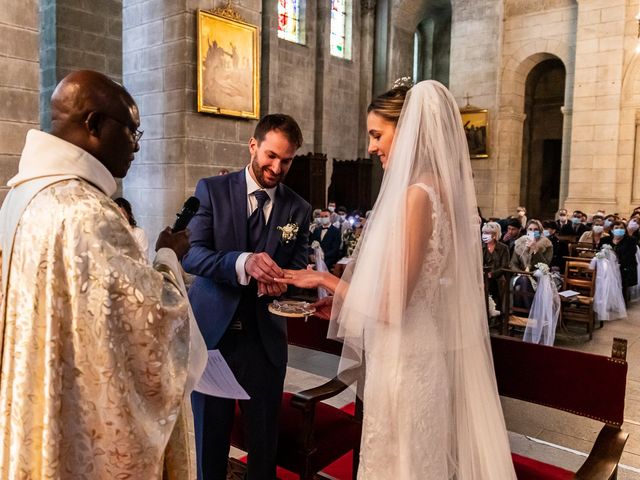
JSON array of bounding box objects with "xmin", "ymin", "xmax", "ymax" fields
[
  {"xmin": 579, "ymin": 215, "xmax": 608, "ymax": 246},
  {"xmin": 627, "ymin": 214, "xmax": 640, "ymax": 244},
  {"xmin": 600, "ymin": 221, "xmax": 638, "ymax": 303},
  {"xmin": 510, "ymin": 219, "xmax": 554, "ymax": 309},
  {"xmin": 482, "ymin": 222, "xmax": 510, "ymax": 311}
]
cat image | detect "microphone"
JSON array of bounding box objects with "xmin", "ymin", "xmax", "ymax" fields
[{"xmin": 172, "ymin": 196, "xmax": 200, "ymax": 232}]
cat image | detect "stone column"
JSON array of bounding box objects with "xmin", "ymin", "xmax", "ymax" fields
[
  {"xmin": 492, "ymin": 108, "xmax": 526, "ymax": 217},
  {"xmin": 558, "ymin": 105, "xmax": 572, "ymax": 208},
  {"xmin": 0, "ymin": 0, "xmax": 39, "ymax": 201},
  {"xmin": 564, "ymin": 0, "xmax": 625, "ymax": 213}
]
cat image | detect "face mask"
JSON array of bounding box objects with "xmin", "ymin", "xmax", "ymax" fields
[
  {"xmin": 328, "ymin": 206, "xmax": 335, "ymax": 213},
  {"xmin": 542, "ymin": 230, "xmax": 551, "ymax": 237},
  {"xmin": 314, "ymin": 217, "xmax": 322, "ymax": 224},
  {"xmin": 629, "ymin": 221, "xmax": 639, "ymax": 232},
  {"xmin": 320, "ymin": 217, "xmax": 331, "ymax": 226},
  {"xmin": 613, "ymin": 228, "xmax": 625, "ymax": 237},
  {"xmin": 604, "ymin": 220, "xmax": 613, "ymax": 228},
  {"xmin": 527, "ymin": 231, "xmax": 540, "ymax": 240},
  {"xmin": 559, "ymin": 215, "xmax": 567, "ymax": 221},
  {"xmin": 340, "ymin": 214, "xmax": 347, "ymax": 221},
  {"xmin": 592, "ymin": 225, "xmax": 604, "ymax": 234},
  {"xmin": 571, "ymin": 217, "xmax": 581, "ymax": 224},
  {"xmin": 518, "ymin": 211, "xmax": 525, "ymax": 217},
  {"xmin": 481, "ymin": 233, "xmax": 492, "ymax": 243}
]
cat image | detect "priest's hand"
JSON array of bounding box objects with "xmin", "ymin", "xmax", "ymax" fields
[{"xmin": 156, "ymin": 227, "xmax": 191, "ymax": 260}]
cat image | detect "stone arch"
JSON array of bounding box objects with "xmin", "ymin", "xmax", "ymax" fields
[{"xmin": 500, "ymin": 39, "xmax": 573, "ymax": 113}]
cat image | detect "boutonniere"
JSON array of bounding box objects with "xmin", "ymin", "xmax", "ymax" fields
[{"xmin": 277, "ymin": 222, "xmax": 299, "ymax": 244}]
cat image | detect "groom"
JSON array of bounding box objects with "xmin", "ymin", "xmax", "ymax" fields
[{"xmin": 183, "ymin": 114, "xmax": 312, "ymax": 480}]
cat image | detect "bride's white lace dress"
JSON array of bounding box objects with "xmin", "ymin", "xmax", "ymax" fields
[{"xmin": 359, "ymin": 184, "xmax": 451, "ymax": 479}]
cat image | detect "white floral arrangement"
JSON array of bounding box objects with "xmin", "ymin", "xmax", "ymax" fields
[
  {"xmin": 310, "ymin": 240, "xmax": 321, "ymax": 249},
  {"xmin": 277, "ymin": 223, "xmax": 299, "ymax": 244},
  {"xmin": 595, "ymin": 244, "xmax": 612, "ymax": 259},
  {"xmin": 534, "ymin": 263, "xmax": 550, "ymax": 275}
]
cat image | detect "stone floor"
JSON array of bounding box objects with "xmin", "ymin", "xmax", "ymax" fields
[{"xmin": 280, "ymin": 303, "xmax": 640, "ymax": 479}]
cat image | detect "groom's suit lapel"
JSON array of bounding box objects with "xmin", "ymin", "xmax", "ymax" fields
[
  {"xmin": 265, "ymin": 184, "xmax": 289, "ymax": 257},
  {"xmin": 229, "ymin": 171, "xmax": 248, "ymax": 251}
]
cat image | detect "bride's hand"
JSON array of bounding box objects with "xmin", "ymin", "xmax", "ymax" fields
[{"xmin": 274, "ymin": 267, "xmax": 324, "ymax": 289}]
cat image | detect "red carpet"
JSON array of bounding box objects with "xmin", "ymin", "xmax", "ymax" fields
[{"xmin": 240, "ymin": 402, "xmax": 356, "ymax": 480}]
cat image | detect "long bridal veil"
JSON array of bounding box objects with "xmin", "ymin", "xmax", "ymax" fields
[{"xmin": 328, "ymin": 81, "xmax": 516, "ymax": 478}]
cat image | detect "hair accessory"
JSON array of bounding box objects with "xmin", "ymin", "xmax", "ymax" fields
[{"xmin": 392, "ymin": 76, "xmax": 413, "ymax": 89}]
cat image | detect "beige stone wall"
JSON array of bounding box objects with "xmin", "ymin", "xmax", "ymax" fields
[
  {"xmin": 563, "ymin": 0, "xmax": 626, "ymax": 215},
  {"xmin": 0, "ymin": 0, "xmax": 39, "ymax": 202},
  {"xmin": 493, "ymin": 0, "xmax": 577, "ymax": 218}
]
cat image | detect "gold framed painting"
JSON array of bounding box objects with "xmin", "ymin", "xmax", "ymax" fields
[
  {"xmin": 197, "ymin": 9, "xmax": 260, "ymax": 119},
  {"xmin": 460, "ymin": 106, "xmax": 489, "ymax": 159}
]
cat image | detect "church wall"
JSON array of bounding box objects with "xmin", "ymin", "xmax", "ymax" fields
[
  {"xmin": 563, "ymin": 0, "xmax": 626, "ymax": 216},
  {"xmin": 448, "ymin": 0, "xmax": 503, "ymax": 218},
  {"xmin": 123, "ymin": 0, "xmax": 264, "ymax": 239},
  {"xmin": 495, "ymin": 0, "xmax": 577, "ymax": 218},
  {"xmin": 0, "ymin": 0, "xmax": 40, "ymax": 201}
]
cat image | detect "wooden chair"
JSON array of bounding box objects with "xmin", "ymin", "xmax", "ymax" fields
[
  {"xmin": 561, "ymin": 260, "xmax": 596, "ymax": 339},
  {"xmin": 492, "ymin": 335, "xmax": 629, "ymax": 479},
  {"xmin": 230, "ymin": 311, "xmax": 362, "ymax": 480},
  {"xmin": 568, "ymin": 241, "xmax": 598, "ymax": 259},
  {"xmin": 499, "ymin": 268, "xmax": 536, "ymax": 335}
]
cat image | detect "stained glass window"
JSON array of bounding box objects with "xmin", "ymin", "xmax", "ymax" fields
[
  {"xmin": 330, "ymin": 0, "xmax": 351, "ymax": 58},
  {"xmin": 278, "ymin": 0, "xmax": 303, "ymax": 44}
]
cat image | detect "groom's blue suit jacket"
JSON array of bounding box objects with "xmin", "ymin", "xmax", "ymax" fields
[{"xmin": 182, "ymin": 170, "xmax": 311, "ymax": 364}]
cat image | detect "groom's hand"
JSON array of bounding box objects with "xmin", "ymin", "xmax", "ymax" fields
[
  {"xmin": 258, "ymin": 281, "xmax": 287, "ymax": 297},
  {"xmin": 245, "ymin": 252, "xmax": 284, "ymax": 283}
]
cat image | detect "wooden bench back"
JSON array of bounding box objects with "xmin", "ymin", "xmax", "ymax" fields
[{"xmin": 491, "ymin": 335, "xmax": 627, "ymax": 426}]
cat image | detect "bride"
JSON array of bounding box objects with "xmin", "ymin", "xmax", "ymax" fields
[{"xmin": 276, "ymin": 80, "xmax": 516, "ymax": 479}]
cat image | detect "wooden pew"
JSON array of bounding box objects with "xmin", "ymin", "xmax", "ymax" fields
[
  {"xmin": 230, "ymin": 312, "xmax": 361, "ymax": 480},
  {"xmin": 492, "ymin": 335, "xmax": 629, "ymax": 479}
]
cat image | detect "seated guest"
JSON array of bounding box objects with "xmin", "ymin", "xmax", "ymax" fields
[
  {"xmin": 560, "ymin": 210, "xmax": 588, "ymax": 237},
  {"xmin": 511, "ymin": 219, "xmax": 554, "ymax": 271},
  {"xmin": 604, "ymin": 214, "xmax": 616, "ymax": 235},
  {"xmin": 543, "ymin": 220, "xmax": 568, "ymax": 270},
  {"xmin": 310, "ymin": 209, "xmax": 342, "ymax": 270},
  {"xmin": 556, "ymin": 208, "xmax": 569, "ymax": 231},
  {"xmin": 114, "ymin": 197, "xmax": 149, "ymax": 258},
  {"xmin": 309, "ymin": 208, "xmax": 322, "ymax": 233},
  {"xmin": 627, "ymin": 213, "xmax": 640, "ymax": 244},
  {"xmin": 482, "ymin": 222, "xmax": 509, "ymax": 308},
  {"xmin": 500, "ymin": 218, "xmax": 523, "ymax": 254},
  {"xmin": 511, "ymin": 219, "xmax": 554, "ymax": 310},
  {"xmin": 600, "ymin": 221, "xmax": 639, "ymax": 303},
  {"xmin": 579, "ymin": 215, "xmax": 607, "ymax": 246},
  {"xmin": 515, "ymin": 206, "xmax": 527, "ymax": 228}
]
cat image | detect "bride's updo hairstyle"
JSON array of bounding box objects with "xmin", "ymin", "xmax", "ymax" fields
[{"xmin": 367, "ymin": 86, "xmax": 410, "ymax": 125}]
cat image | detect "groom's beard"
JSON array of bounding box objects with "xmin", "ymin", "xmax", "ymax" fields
[{"xmin": 251, "ymin": 156, "xmax": 285, "ymax": 188}]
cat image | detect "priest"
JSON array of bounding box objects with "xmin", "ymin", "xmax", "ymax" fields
[{"xmin": 0, "ymin": 70, "xmax": 206, "ymax": 479}]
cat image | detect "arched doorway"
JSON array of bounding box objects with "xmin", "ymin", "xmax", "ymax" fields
[{"xmin": 520, "ymin": 58, "xmax": 566, "ymax": 220}]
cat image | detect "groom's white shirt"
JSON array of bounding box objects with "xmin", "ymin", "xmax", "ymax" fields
[{"xmin": 235, "ymin": 165, "xmax": 277, "ymax": 285}]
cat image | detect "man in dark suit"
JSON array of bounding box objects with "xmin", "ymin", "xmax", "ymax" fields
[
  {"xmin": 560, "ymin": 210, "xmax": 588, "ymax": 237},
  {"xmin": 182, "ymin": 114, "xmax": 312, "ymax": 480},
  {"xmin": 309, "ymin": 208, "xmax": 341, "ymax": 270}
]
